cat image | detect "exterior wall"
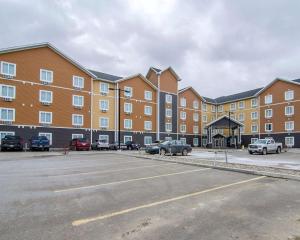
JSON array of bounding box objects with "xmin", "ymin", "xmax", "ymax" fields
[
  {"xmin": 160, "ymin": 92, "xmax": 177, "ymax": 137},
  {"xmin": 159, "ymin": 69, "xmax": 178, "ymax": 94},
  {"xmin": 147, "ymin": 69, "xmax": 159, "ymax": 87}
]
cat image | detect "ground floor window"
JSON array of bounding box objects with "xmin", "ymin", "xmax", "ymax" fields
[
  {"xmin": 144, "ymin": 136, "xmax": 152, "ymax": 145},
  {"xmin": 251, "ymin": 138, "xmax": 258, "ymax": 144},
  {"xmin": 39, "ymin": 132, "xmax": 52, "ymax": 145},
  {"xmin": 0, "ymin": 131, "xmax": 15, "ymax": 141},
  {"xmin": 165, "ymin": 136, "xmax": 172, "ymax": 141},
  {"xmin": 124, "ymin": 135, "xmax": 132, "ymax": 143},
  {"xmin": 180, "ymin": 138, "xmax": 186, "ymax": 144},
  {"xmin": 193, "ymin": 138, "xmax": 199, "ymax": 146},
  {"xmin": 72, "ymin": 134, "xmax": 83, "ymax": 139},
  {"xmin": 285, "ymin": 137, "xmax": 294, "ymax": 147},
  {"xmin": 202, "ymin": 138, "xmax": 207, "ymax": 147},
  {"xmin": 99, "ymin": 135, "xmax": 109, "ymax": 143}
]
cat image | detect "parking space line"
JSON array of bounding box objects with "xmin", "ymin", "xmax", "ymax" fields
[
  {"xmin": 54, "ymin": 168, "xmax": 211, "ymax": 193},
  {"xmin": 50, "ymin": 163, "xmax": 177, "ymax": 177},
  {"xmin": 72, "ymin": 176, "xmax": 266, "ymax": 226}
]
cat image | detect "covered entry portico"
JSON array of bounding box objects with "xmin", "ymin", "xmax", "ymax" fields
[{"xmin": 205, "ymin": 116, "xmax": 244, "ymax": 148}]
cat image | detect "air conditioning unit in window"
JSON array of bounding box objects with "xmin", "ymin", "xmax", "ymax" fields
[
  {"xmin": 40, "ymin": 123, "xmax": 51, "ymax": 127},
  {"xmin": 73, "ymin": 125, "xmax": 82, "ymax": 128},
  {"xmin": 74, "ymin": 86, "xmax": 83, "ymax": 91},
  {"xmin": 101, "ymin": 109, "xmax": 108, "ymax": 113},
  {"xmin": 125, "ymin": 112, "xmax": 132, "ymax": 115},
  {"xmin": 2, "ymin": 97, "xmax": 13, "ymax": 102},
  {"xmin": 100, "ymin": 92, "xmax": 108, "ymax": 96},
  {"xmin": 2, "ymin": 74, "xmax": 14, "ymax": 79},
  {"xmin": 100, "ymin": 127, "xmax": 108, "ymax": 130},
  {"xmin": 1, "ymin": 120, "xmax": 13, "ymax": 125},
  {"xmin": 74, "ymin": 106, "xmax": 83, "ymax": 109},
  {"xmin": 41, "ymin": 81, "xmax": 50, "ymax": 85},
  {"xmin": 41, "ymin": 101, "xmax": 51, "ymax": 106}
]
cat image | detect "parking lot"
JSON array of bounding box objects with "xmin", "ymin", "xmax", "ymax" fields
[{"xmin": 0, "ymin": 152, "xmax": 300, "ymax": 240}]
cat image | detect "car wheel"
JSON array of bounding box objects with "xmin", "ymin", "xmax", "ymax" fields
[
  {"xmin": 248, "ymin": 151, "xmax": 253, "ymax": 155},
  {"xmin": 160, "ymin": 148, "xmax": 166, "ymax": 155},
  {"xmin": 262, "ymin": 148, "xmax": 267, "ymax": 155},
  {"xmin": 276, "ymin": 147, "xmax": 281, "ymax": 154},
  {"xmin": 182, "ymin": 149, "xmax": 188, "ymax": 156}
]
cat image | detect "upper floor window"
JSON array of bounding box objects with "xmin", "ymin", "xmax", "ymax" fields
[
  {"xmin": 73, "ymin": 76, "xmax": 84, "ymax": 89},
  {"xmin": 193, "ymin": 113, "xmax": 199, "ymax": 122},
  {"xmin": 193, "ymin": 126, "xmax": 199, "ymax": 134},
  {"xmin": 285, "ymin": 90, "xmax": 294, "ymax": 101},
  {"xmin": 124, "ymin": 102, "xmax": 132, "ymax": 113},
  {"xmin": 144, "ymin": 91, "xmax": 152, "ymax": 101},
  {"xmin": 0, "ymin": 61, "xmax": 16, "ymax": 77},
  {"xmin": 265, "ymin": 123, "xmax": 273, "ymax": 132},
  {"xmin": 99, "ymin": 100, "xmax": 109, "ymax": 111},
  {"xmin": 265, "ymin": 109, "xmax": 273, "ymax": 118},
  {"xmin": 165, "ymin": 123, "xmax": 172, "ymax": 132},
  {"xmin": 0, "ymin": 84, "xmax": 15, "ymax": 99},
  {"xmin": 40, "ymin": 90, "xmax": 53, "ymax": 104},
  {"xmin": 211, "ymin": 105, "xmax": 216, "ymax": 112},
  {"xmin": 193, "ymin": 100, "xmax": 199, "ymax": 109},
  {"xmin": 202, "ymin": 115, "xmax": 207, "ymax": 123},
  {"xmin": 124, "ymin": 86, "xmax": 133, "ymax": 98},
  {"xmin": 230, "ymin": 103, "xmax": 236, "ymax": 111},
  {"xmin": 239, "ymin": 101, "xmax": 245, "ymax": 109},
  {"xmin": 166, "ymin": 108, "xmax": 172, "ymax": 118},
  {"xmin": 165, "ymin": 94, "xmax": 172, "ymax": 104},
  {"xmin": 251, "ymin": 111, "xmax": 258, "ymax": 120},
  {"xmin": 251, "ymin": 124, "xmax": 258, "ymax": 133},
  {"xmin": 285, "ymin": 121, "xmax": 294, "ymax": 131},
  {"xmin": 40, "ymin": 69, "xmax": 53, "ymax": 83},
  {"xmin": 218, "ymin": 105, "xmax": 223, "ymax": 112},
  {"xmin": 285, "ymin": 106, "xmax": 294, "ymax": 116},
  {"xmin": 72, "ymin": 95, "xmax": 84, "ymax": 107},
  {"xmin": 180, "ymin": 97, "xmax": 186, "ymax": 107},
  {"xmin": 180, "ymin": 124, "xmax": 186, "ymax": 133},
  {"xmin": 99, "ymin": 117, "xmax": 109, "ymax": 128},
  {"xmin": 202, "ymin": 103, "xmax": 207, "ymax": 111},
  {"xmin": 144, "ymin": 106, "xmax": 152, "ymax": 116},
  {"xmin": 100, "ymin": 83, "xmax": 109, "ymax": 94},
  {"xmin": 0, "ymin": 108, "xmax": 15, "ymax": 121},
  {"xmin": 264, "ymin": 94, "xmax": 272, "ymax": 104},
  {"xmin": 124, "ymin": 119, "xmax": 132, "ymax": 129},
  {"xmin": 180, "ymin": 111, "xmax": 186, "ymax": 120},
  {"xmin": 144, "ymin": 121, "xmax": 152, "ymax": 130},
  {"xmin": 251, "ymin": 98, "xmax": 258, "ymax": 108},
  {"xmin": 238, "ymin": 113, "xmax": 245, "ymax": 122},
  {"xmin": 72, "ymin": 114, "xmax": 83, "ymax": 126},
  {"xmin": 39, "ymin": 111, "xmax": 52, "ymax": 124}
]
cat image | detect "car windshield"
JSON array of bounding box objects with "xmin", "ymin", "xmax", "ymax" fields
[
  {"xmin": 255, "ymin": 140, "xmax": 267, "ymax": 144},
  {"xmin": 161, "ymin": 141, "xmax": 170, "ymax": 145},
  {"xmin": 4, "ymin": 136, "xmax": 19, "ymax": 140},
  {"xmin": 78, "ymin": 138, "xmax": 87, "ymax": 142}
]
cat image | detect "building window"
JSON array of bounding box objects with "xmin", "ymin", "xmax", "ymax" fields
[
  {"xmin": 99, "ymin": 117, "xmax": 109, "ymax": 128},
  {"xmin": 193, "ymin": 100, "xmax": 199, "ymax": 109},
  {"xmin": 72, "ymin": 114, "xmax": 83, "ymax": 126},
  {"xmin": 72, "ymin": 134, "xmax": 83, "ymax": 139},
  {"xmin": 100, "ymin": 82, "xmax": 109, "ymax": 94},
  {"xmin": 144, "ymin": 136, "xmax": 152, "ymax": 145},
  {"xmin": 144, "ymin": 121, "xmax": 152, "ymax": 130},
  {"xmin": 238, "ymin": 113, "xmax": 245, "ymax": 122},
  {"xmin": 165, "ymin": 94, "xmax": 172, "ymax": 104},
  {"xmin": 72, "ymin": 95, "xmax": 84, "ymax": 107},
  {"xmin": 0, "ymin": 61, "xmax": 16, "ymax": 77},
  {"xmin": 124, "ymin": 86, "xmax": 133, "ymax": 97},
  {"xmin": 193, "ymin": 113, "xmax": 199, "ymax": 122},
  {"xmin": 285, "ymin": 121, "xmax": 294, "ymax": 131},
  {"xmin": 285, "ymin": 106, "xmax": 294, "ymax": 116},
  {"xmin": 251, "ymin": 124, "xmax": 258, "ymax": 133},
  {"xmin": 285, "ymin": 90, "xmax": 294, "ymax": 101},
  {"xmin": 124, "ymin": 119, "xmax": 132, "ymax": 129},
  {"xmin": 193, "ymin": 138, "xmax": 199, "ymax": 146},
  {"xmin": 239, "ymin": 101, "xmax": 245, "ymax": 109},
  {"xmin": 0, "ymin": 108, "xmax": 15, "ymax": 122},
  {"xmin": 251, "ymin": 98, "xmax": 258, "ymax": 108},
  {"xmin": 40, "ymin": 69, "xmax": 53, "ymax": 83},
  {"xmin": 165, "ymin": 123, "xmax": 172, "ymax": 132},
  {"xmin": 39, "ymin": 90, "xmax": 53, "ymax": 104},
  {"xmin": 73, "ymin": 76, "xmax": 84, "ymax": 89},
  {"xmin": 144, "ymin": 91, "xmax": 152, "ymax": 101},
  {"xmin": 218, "ymin": 105, "xmax": 223, "ymax": 112},
  {"xmin": 165, "ymin": 136, "xmax": 172, "ymax": 141},
  {"xmin": 0, "ymin": 84, "xmax": 16, "ymax": 99},
  {"xmin": 230, "ymin": 103, "xmax": 236, "ymax": 111},
  {"xmin": 180, "ymin": 97, "xmax": 186, "ymax": 107},
  {"xmin": 99, "ymin": 100, "xmax": 109, "ymax": 111},
  {"xmin": 285, "ymin": 137, "xmax": 294, "ymax": 147},
  {"xmin": 202, "ymin": 103, "xmax": 207, "ymax": 112},
  {"xmin": 124, "ymin": 135, "xmax": 132, "ymax": 143},
  {"xmin": 124, "ymin": 102, "xmax": 133, "ymax": 113},
  {"xmin": 180, "ymin": 124, "xmax": 186, "ymax": 133},
  {"xmin": 264, "ymin": 94, "xmax": 272, "ymax": 104},
  {"xmin": 0, "ymin": 131, "xmax": 15, "ymax": 141},
  {"xmin": 265, "ymin": 123, "xmax": 272, "ymax": 132},
  {"xmin": 180, "ymin": 138, "xmax": 187, "ymax": 144},
  {"xmin": 38, "ymin": 132, "xmax": 52, "ymax": 145},
  {"xmin": 39, "ymin": 111, "xmax": 52, "ymax": 124},
  {"xmin": 180, "ymin": 111, "xmax": 186, "ymax": 120},
  {"xmin": 211, "ymin": 116, "xmax": 216, "ymax": 122},
  {"xmin": 265, "ymin": 109, "xmax": 272, "ymax": 118},
  {"xmin": 211, "ymin": 105, "xmax": 216, "ymax": 112},
  {"xmin": 202, "ymin": 115, "xmax": 207, "ymax": 123},
  {"xmin": 166, "ymin": 108, "xmax": 172, "ymax": 118},
  {"xmin": 99, "ymin": 135, "xmax": 109, "ymax": 143},
  {"xmin": 193, "ymin": 126, "xmax": 199, "ymax": 134},
  {"xmin": 240, "ymin": 126, "xmax": 244, "ymax": 133},
  {"xmin": 144, "ymin": 106, "xmax": 152, "ymax": 116},
  {"xmin": 251, "ymin": 111, "xmax": 258, "ymax": 120},
  {"xmin": 251, "ymin": 138, "xmax": 258, "ymax": 144}
]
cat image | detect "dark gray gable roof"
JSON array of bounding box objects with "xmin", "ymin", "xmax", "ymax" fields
[
  {"xmin": 292, "ymin": 78, "xmax": 300, "ymax": 83},
  {"xmin": 203, "ymin": 96, "xmax": 216, "ymax": 104},
  {"xmin": 88, "ymin": 69, "xmax": 122, "ymax": 81},
  {"xmin": 151, "ymin": 67, "xmax": 162, "ymax": 73}
]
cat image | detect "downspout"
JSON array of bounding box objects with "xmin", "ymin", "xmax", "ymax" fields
[
  {"xmin": 156, "ymin": 73, "xmax": 161, "ymax": 141},
  {"xmin": 115, "ymin": 82, "xmax": 119, "ymax": 142},
  {"xmin": 90, "ymin": 77, "xmax": 93, "ymax": 144}
]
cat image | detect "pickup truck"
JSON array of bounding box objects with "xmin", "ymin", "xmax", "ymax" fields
[
  {"xmin": 91, "ymin": 139, "xmax": 110, "ymax": 150},
  {"xmin": 30, "ymin": 136, "xmax": 50, "ymax": 151},
  {"xmin": 248, "ymin": 138, "xmax": 282, "ymax": 155},
  {"xmin": 1, "ymin": 135, "xmax": 24, "ymax": 151}
]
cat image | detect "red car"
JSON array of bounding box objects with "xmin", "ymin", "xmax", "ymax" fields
[{"xmin": 70, "ymin": 138, "xmax": 90, "ymax": 151}]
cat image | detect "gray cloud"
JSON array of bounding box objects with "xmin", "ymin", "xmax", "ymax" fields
[{"xmin": 1, "ymin": 0, "xmax": 300, "ymax": 98}]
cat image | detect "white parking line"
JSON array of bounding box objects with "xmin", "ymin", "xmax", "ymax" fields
[
  {"xmin": 54, "ymin": 168, "xmax": 211, "ymax": 193},
  {"xmin": 72, "ymin": 176, "xmax": 266, "ymax": 226}
]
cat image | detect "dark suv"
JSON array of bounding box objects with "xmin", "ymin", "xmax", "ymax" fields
[
  {"xmin": 29, "ymin": 136, "xmax": 50, "ymax": 151},
  {"xmin": 1, "ymin": 135, "xmax": 24, "ymax": 151},
  {"xmin": 125, "ymin": 141, "xmax": 140, "ymax": 150},
  {"xmin": 146, "ymin": 140, "xmax": 192, "ymax": 156}
]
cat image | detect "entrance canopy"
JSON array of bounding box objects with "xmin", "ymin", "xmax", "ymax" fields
[{"xmin": 205, "ymin": 115, "xmax": 244, "ymax": 129}]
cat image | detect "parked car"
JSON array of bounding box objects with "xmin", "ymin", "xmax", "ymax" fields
[
  {"xmin": 145, "ymin": 140, "xmax": 162, "ymax": 154},
  {"xmin": 70, "ymin": 138, "xmax": 90, "ymax": 151},
  {"xmin": 29, "ymin": 136, "xmax": 50, "ymax": 151},
  {"xmin": 248, "ymin": 138, "xmax": 282, "ymax": 155},
  {"xmin": 125, "ymin": 141, "xmax": 140, "ymax": 150},
  {"xmin": 1, "ymin": 135, "xmax": 24, "ymax": 151},
  {"xmin": 146, "ymin": 140, "xmax": 192, "ymax": 156},
  {"xmin": 91, "ymin": 139, "xmax": 109, "ymax": 150}
]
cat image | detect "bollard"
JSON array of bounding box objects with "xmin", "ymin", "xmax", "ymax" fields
[
  {"xmin": 214, "ymin": 151, "xmax": 217, "ymax": 166},
  {"xmin": 225, "ymin": 150, "xmax": 228, "ymax": 164}
]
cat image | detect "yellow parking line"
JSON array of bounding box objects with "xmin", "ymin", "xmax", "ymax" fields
[
  {"xmin": 72, "ymin": 176, "xmax": 266, "ymax": 226},
  {"xmin": 54, "ymin": 168, "xmax": 211, "ymax": 193}
]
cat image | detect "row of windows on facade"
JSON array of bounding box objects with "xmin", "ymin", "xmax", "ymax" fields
[
  {"xmin": 264, "ymin": 106, "xmax": 295, "ymax": 118},
  {"xmin": 264, "ymin": 90, "xmax": 295, "ymax": 104}
]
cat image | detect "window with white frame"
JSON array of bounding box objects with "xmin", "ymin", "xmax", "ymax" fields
[
  {"xmin": 99, "ymin": 117, "xmax": 109, "ymax": 128},
  {"xmin": 144, "ymin": 91, "xmax": 152, "ymax": 100},
  {"xmin": 165, "ymin": 136, "xmax": 172, "ymax": 141},
  {"xmin": 100, "ymin": 82, "xmax": 109, "ymax": 94},
  {"xmin": 99, "ymin": 100, "xmax": 109, "ymax": 111},
  {"xmin": 202, "ymin": 103, "xmax": 207, "ymax": 112},
  {"xmin": 218, "ymin": 105, "xmax": 223, "ymax": 112},
  {"xmin": 211, "ymin": 105, "xmax": 216, "ymax": 112},
  {"xmin": 180, "ymin": 97, "xmax": 186, "ymax": 107},
  {"xmin": 265, "ymin": 123, "xmax": 272, "ymax": 132},
  {"xmin": 180, "ymin": 111, "xmax": 186, "ymax": 120},
  {"xmin": 180, "ymin": 124, "xmax": 186, "ymax": 133},
  {"xmin": 193, "ymin": 100, "xmax": 199, "ymax": 109},
  {"xmin": 285, "ymin": 90, "xmax": 294, "ymax": 101},
  {"xmin": 124, "ymin": 119, "xmax": 132, "ymax": 129},
  {"xmin": 40, "ymin": 69, "xmax": 53, "ymax": 83},
  {"xmin": 239, "ymin": 101, "xmax": 245, "ymax": 109},
  {"xmin": 211, "ymin": 116, "xmax": 216, "ymax": 121},
  {"xmin": 39, "ymin": 132, "xmax": 52, "ymax": 145},
  {"xmin": 240, "ymin": 126, "xmax": 244, "ymax": 133},
  {"xmin": 124, "ymin": 102, "xmax": 132, "ymax": 113},
  {"xmin": 39, "ymin": 90, "xmax": 53, "ymax": 104},
  {"xmin": 144, "ymin": 105, "xmax": 152, "ymax": 116},
  {"xmin": 99, "ymin": 135, "xmax": 109, "ymax": 143},
  {"xmin": 72, "ymin": 134, "xmax": 83, "ymax": 139},
  {"xmin": 0, "ymin": 61, "xmax": 16, "ymax": 77},
  {"xmin": 180, "ymin": 138, "xmax": 186, "ymax": 144},
  {"xmin": 202, "ymin": 115, "xmax": 207, "ymax": 123},
  {"xmin": 265, "ymin": 109, "xmax": 273, "ymax": 118},
  {"xmin": 251, "ymin": 138, "xmax": 258, "ymax": 144},
  {"xmin": 166, "ymin": 108, "xmax": 172, "ymax": 118},
  {"xmin": 0, "ymin": 108, "xmax": 15, "ymax": 121},
  {"xmin": 285, "ymin": 121, "xmax": 294, "ymax": 131},
  {"xmin": 144, "ymin": 136, "xmax": 152, "ymax": 145},
  {"xmin": 238, "ymin": 113, "xmax": 245, "ymax": 122},
  {"xmin": 144, "ymin": 121, "xmax": 152, "ymax": 130},
  {"xmin": 285, "ymin": 137, "xmax": 294, "ymax": 147},
  {"xmin": 251, "ymin": 98, "xmax": 258, "ymax": 108},
  {"xmin": 193, "ymin": 113, "xmax": 199, "ymax": 122},
  {"xmin": 165, "ymin": 94, "xmax": 172, "ymax": 104},
  {"xmin": 193, "ymin": 138, "xmax": 199, "ymax": 146},
  {"xmin": 73, "ymin": 76, "xmax": 84, "ymax": 88},
  {"xmin": 0, "ymin": 84, "xmax": 15, "ymax": 99},
  {"xmin": 193, "ymin": 126, "xmax": 199, "ymax": 134},
  {"xmin": 264, "ymin": 94, "xmax": 272, "ymax": 104},
  {"xmin": 124, "ymin": 86, "xmax": 133, "ymax": 97},
  {"xmin": 230, "ymin": 103, "xmax": 236, "ymax": 111},
  {"xmin": 251, "ymin": 124, "xmax": 258, "ymax": 133},
  {"xmin": 72, "ymin": 95, "xmax": 84, "ymax": 107},
  {"xmin": 251, "ymin": 111, "xmax": 258, "ymax": 120},
  {"xmin": 39, "ymin": 111, "xmax": 52, "ymax": 124},
  {"xmin": 72, "ymin": 114, "xmax": 83, "ymax": 126},
  {"xmin": 124, "ymin": 135, "xmax": 132, "ymax": 143},
  {"xmin": 285, "ymin": 106, "xmax": 294, "ymax": 116},
  {"xmin": 165, "ymin": 123, "xmax": 172, "ymax": 132}
]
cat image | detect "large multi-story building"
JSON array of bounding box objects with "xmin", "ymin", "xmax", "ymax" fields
[{"xmin": 0, "ymin": 43, "xmax": 299, "ymax": 148}]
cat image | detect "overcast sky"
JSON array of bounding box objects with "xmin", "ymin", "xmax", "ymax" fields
[{"xmin": 1, "ymin": 0, "xmax": 300, "ymax": 98}]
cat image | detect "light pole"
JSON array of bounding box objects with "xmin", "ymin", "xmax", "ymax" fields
[{"xmin": 226, "ymin": 111, "xmax": 234, "ymax": 148}]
